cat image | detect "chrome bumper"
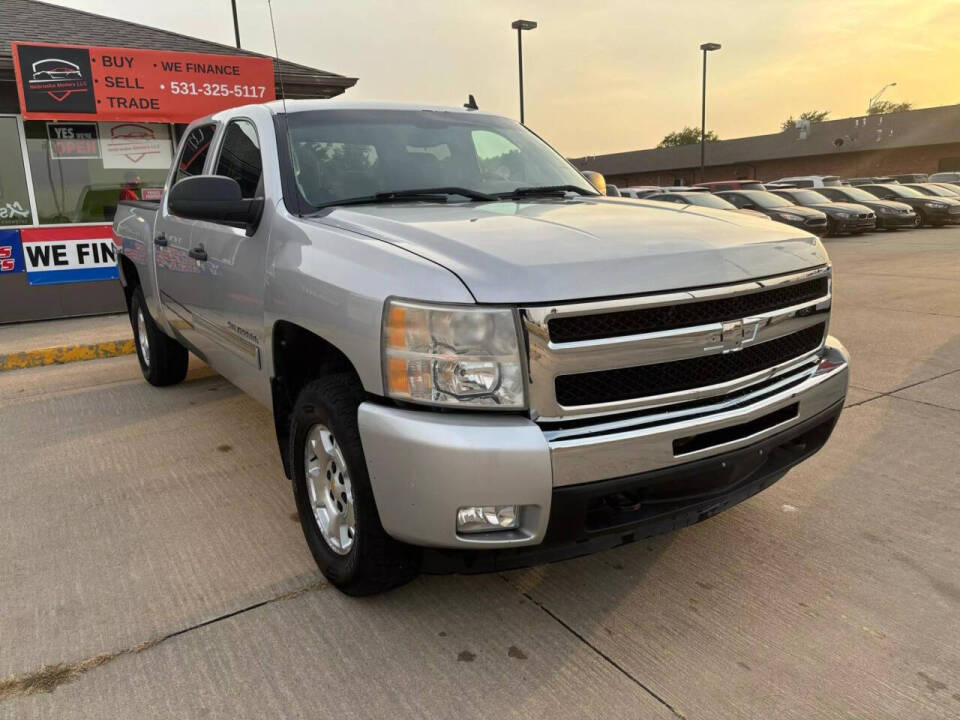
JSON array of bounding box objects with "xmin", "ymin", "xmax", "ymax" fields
[{"xmin": 359, "ymin": 338, "xmax": 848, "ymax": 549}]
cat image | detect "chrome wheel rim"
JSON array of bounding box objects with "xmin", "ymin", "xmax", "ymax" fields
[
  {"xmin": 304, "ymin": 424, "xmax": 355, "ymax": 555},
  {"xmin": 136, "ymin": 308, "xmax": 150, "ymax": 367}
]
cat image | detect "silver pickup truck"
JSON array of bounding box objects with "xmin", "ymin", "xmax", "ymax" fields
[{"xmin": 114, "ymin": 100, "xmax": 849, "ymax": 595}]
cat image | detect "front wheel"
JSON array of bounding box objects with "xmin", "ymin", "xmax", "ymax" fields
[
  {"xmin": 290, "ymin": 374, "xmax": 420, "ymax": 595},
  {"xmin": 130, "ymin": 286, "xmax": 188, "ymax": 386}
]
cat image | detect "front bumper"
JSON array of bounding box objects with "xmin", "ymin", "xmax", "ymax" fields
[
  {"xmin": 359, "ymin": 338, "xmax": 849, "ymax": 552},
  {"xmin": 876, "ymin": 213, "xmax": 917, "ymax": 229},
  {"xmin": 831, "ymin": 217, "xmax": 876, "ymax": 233}
]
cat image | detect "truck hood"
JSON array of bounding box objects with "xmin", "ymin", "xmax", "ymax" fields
[{"xmin": 312, "ymin": 198, "xmax": 828, "ymax": 304}]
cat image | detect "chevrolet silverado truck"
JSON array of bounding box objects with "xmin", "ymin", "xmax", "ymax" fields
[{"xmin": 113, "ymin": 100, "xmax": 849, "ymax": 595}]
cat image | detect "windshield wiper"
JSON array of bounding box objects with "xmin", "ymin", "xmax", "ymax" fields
[
  {"xmin": 497, "ymin": 185, "xmax": 597, "ymax": 199},
  {"xmin": 308, "ymin": 187, "xmax": 496, "ymax": 212}
]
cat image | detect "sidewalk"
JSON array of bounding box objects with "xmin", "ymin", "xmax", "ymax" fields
[{"xmin": 0, "ymin": 314, "xmax": 134, "ymax": 372}]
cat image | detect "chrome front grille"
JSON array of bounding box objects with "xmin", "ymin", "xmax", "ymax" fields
[
  {"xmin": 548, "ymin": 277, "xmax": 828, "ymax": 343},
  {"xmin": 522, "ymin": 267, "xmax": 832, "ymax": 421}
]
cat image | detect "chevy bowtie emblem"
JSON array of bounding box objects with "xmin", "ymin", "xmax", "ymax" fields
[{"xmin": 714, "ymin": 319, "xmax": 761, "ymax": 352}]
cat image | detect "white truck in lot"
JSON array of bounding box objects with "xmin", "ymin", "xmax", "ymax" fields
[{"xmin": 113, "ymin": 100, "xmax": 849, "ymax": 595}]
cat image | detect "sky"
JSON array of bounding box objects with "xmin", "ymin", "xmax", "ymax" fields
[{"xmin": 49, "ymin": 0, "xmax": 960, "ymax": 158}]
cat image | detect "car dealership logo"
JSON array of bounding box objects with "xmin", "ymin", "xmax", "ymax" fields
[
  {"xmin": 29, "ymin": 57, "xmax": 89, "ymax": 102},
  {"xmin": 15, "ymin": 44, "xmax": 97, "ymax": 114},
  {"xmin": 107, "ymin": 123, "xmax": 158, "ymax": 163}
]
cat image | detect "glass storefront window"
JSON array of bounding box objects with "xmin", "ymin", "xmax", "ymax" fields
[
  {"xmin": 0, "ymin": 117, "xmax": 34, "ymax": 226},
  {"xmin": 24, "ymin": 120, "xmax": 173, "ymax": 224}
]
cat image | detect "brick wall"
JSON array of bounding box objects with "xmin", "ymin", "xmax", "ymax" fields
[{"xmin": 607, "ymin": 143, "xmax": 960, "ymax": 187}]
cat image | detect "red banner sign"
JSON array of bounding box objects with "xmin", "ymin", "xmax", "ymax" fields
[{"xmin": 12, "ymin": 42, "xmax": 276, "ymax": 123}]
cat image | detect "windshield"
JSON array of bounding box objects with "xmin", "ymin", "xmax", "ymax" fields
[
  {"xmin": 831, "ymin": 187, "xmax": 877, "ymax": 202},
  {"xmin": 282, "ymin": 109, "xmax": 597, "ymax": 209},
  {"xmin": 883, "ymin": 185, "xmax": 927, "ymax": 198},
  {"xmin": 742, "ymin": 191, "xmax": 794, "ymax": 209},
  {"xmin": 684, "ymin": 194, "xmax": 736, "ymax": 209},
  {"xmin": 822, "ymin": 177, "xmax": 842, "ymax": 186},
  {"xmin": 789, "ymin": 190, "xmax": 831, "ymax": 204},
  {"xmin": 911, "ymin": 184, "xmax": 956, "ymax": 197}
]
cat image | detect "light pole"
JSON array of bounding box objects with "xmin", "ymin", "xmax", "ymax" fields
[
  {"xmin": 231, "ymin": 0, "xmax": 241, "ymax": 48},
  {"xmin": 867, "ymin": 82, "xmax": 897, "ymax": 114},
  {"xmin": 511, "ymin": 19, "xmax": 537, "ymax": 124},
  {"xmin": 699, "ymin": 42, "xmax": 721, "ymax": 183}
]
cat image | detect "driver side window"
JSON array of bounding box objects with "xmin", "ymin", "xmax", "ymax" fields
[{"xmin": 215, "ymin": 120, "xmax": 263, "ymax": 199}]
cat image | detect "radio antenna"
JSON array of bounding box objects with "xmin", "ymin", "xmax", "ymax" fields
[
  {"xmin": 267, "ymin": 0, "xmax": 287, "ymax": 110},
  {"xmin": 267, "ymin": 0, "xmax": 305, "ymax": 217}
]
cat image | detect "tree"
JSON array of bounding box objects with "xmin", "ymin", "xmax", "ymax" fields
[
  {"xmin": 781, "ymin": 110, "xmax": 830, "ymax": 131},
  {"xmin": 868, "ymin": 100, "xmax": 912, "ymax": 115},
  {"xmin": 657, "ymin": 127, "xmax": 719, "ymax": 148}
]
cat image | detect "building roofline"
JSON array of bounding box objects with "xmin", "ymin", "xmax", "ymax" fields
[{"xmin": 572, "ymin": 103, "xmax": 960, "ymax": 176}]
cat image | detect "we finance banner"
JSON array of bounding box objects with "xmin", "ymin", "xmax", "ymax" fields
[
  {"xmin": 20, "ymin": 226, "xmax": 119, "ymax": 285},
  {"xmin": 12, "ymin": 42, "xmax": 276, "ymax": 123}
]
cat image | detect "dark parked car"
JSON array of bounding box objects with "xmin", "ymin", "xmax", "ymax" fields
[
  {"xmin": 770, "ymin": 188, "xmax": 876, "ymax": 235},
  {"xmin": 698, "ymin": 179, "xmax": 765, "ymax": 192},
  {"xmin": 818, "ymin": 186, "xmax": 917, "ymax": 230},
  {"xmin": 859, "ymin": 184, "xmax": 960, "ymax": 227},
  {"xmin": 717, "ymin": 189, "xmax": 828, "ymax": 235},
  {"xmin": 903, "ymin": 182, "xmax": 960, "ymax": 198},
  {"xmin": 647, "ymin": 191, "xmax": 770, "ymax": 219}
]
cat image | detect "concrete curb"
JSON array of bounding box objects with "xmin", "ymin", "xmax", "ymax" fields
[{"xmin": 0, "ymin": 339, "xmax": 136, "ymax": 372}]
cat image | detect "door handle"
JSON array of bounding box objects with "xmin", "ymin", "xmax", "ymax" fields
[
  {"xmin": 154, "ymin": 233, "xmax": 167, "ymax": 246},
  {"xmin": 188, "ymin": 245, "xmax": 208, "ymax": 262}
]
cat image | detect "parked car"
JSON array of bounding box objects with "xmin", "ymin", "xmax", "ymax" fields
[
  {"xmin": 769, "ymin": 188, "xmax": 876, "ymax": 235},
  {"xmin": 932, "ymin": 182, "xmax": 960, "ymax": 194},
  {"xmin": 717, "ymin": 189, "xmax": 829, "ymax": 235},
  {"xmin": 697, "ymin": 179, "xmax": 765, "ymax": 192},
  {"xmin": 619, "ymin": 186, "xmax": 662, "ymax": 198},
  {"xmin": 769, "ymin": 175, "xmax": 843, "ymax": 188},
  {"xmin": 113, "ymin": 100, "xmax": 849, "ymax": 595},
  {"xmin": 846, "ymin": 176, "xmax": 895, "ymax": 186},
  {"xmin": 606, "ymin": 184, "xmax": 622, "ymax": 197},
  {"xmin": 928, "ymin": 171, "xmax": 960, "ymax": 183},
  {"xmin": 903, "ymin": 182, "xmax": 960, "ymax": 198},
  {"xmin": 890, "ymin": 173, "xmax": 928, "ymax": 183},
  {"xmin": 859, "ymin": 183, "xmax": 960, "ymax": 226},
  {"xmin": 817, "ymin": 186, "xmax": 917, "ymax": 230},
  {"xmin": 647, "ymin": 191, "xmax": 770, "ymax": 219}
]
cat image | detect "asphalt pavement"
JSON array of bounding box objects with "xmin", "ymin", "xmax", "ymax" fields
[{"xmin": 1, "ymin": 228, "xmax": 958, "ymax": 719}]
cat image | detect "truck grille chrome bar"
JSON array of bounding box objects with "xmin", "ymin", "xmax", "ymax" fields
[{"xmin": 522, "ymin": 266, "xmax": 832, "ymax": 421}]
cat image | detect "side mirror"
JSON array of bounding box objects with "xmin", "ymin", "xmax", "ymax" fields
[
  {"xmin": 581, "ymin": 170, "xmax": 607, "ymax": 195},
  {"xmin": 169, "ymin": 175, "xmax": 263, "ymax": 228}
]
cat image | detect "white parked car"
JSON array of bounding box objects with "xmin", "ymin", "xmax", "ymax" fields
[
  {"xmin": 769, "ymin": 175, "xmax": 843, "ymax": 188},
  {"xmin": 928, "ymin": 171, "xmax": 960, "ymax": 184}
]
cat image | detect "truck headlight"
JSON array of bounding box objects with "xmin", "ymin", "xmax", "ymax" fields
[{"xmin": 382, "ymin": 299, "xmax": 526, "ymax": 408}]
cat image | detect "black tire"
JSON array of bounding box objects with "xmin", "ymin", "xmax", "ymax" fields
[
  {"xmin": 129, "ymin": 286, "xmax": 189, "ymax": 386},
  {"xmin": 290, "ymin": 374, "xmax": 421, "ymax": 595}
]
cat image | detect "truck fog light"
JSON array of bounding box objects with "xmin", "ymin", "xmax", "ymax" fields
[{"xmin": 456, "ymin": 505, "xmax": 519, "ymax": 533}]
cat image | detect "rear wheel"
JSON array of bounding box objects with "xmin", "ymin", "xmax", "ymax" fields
[
  {"xmin": 130, "ymin": 286, "xmax": 188, "ymax": 386},
  {"xmin": 290, "ymin": 374, "xmax": 421, "ymax": 595}
]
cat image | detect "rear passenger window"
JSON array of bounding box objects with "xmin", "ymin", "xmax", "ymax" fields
[
  {"xmin": 175, "ymin": 124, "xmax": 216, "ymax": 185},
  {"xmin": 215, "ymin": 120, "xmax": 263, "ymax": 198}
]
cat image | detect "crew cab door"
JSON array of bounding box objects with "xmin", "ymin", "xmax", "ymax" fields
[
  {"xmin": 176, "ymin": 118, "xmax": 269, "ymax": 398},
  {"xmin": 154, "ymin": 122, "xmax": 217, "ymax": 351}
]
